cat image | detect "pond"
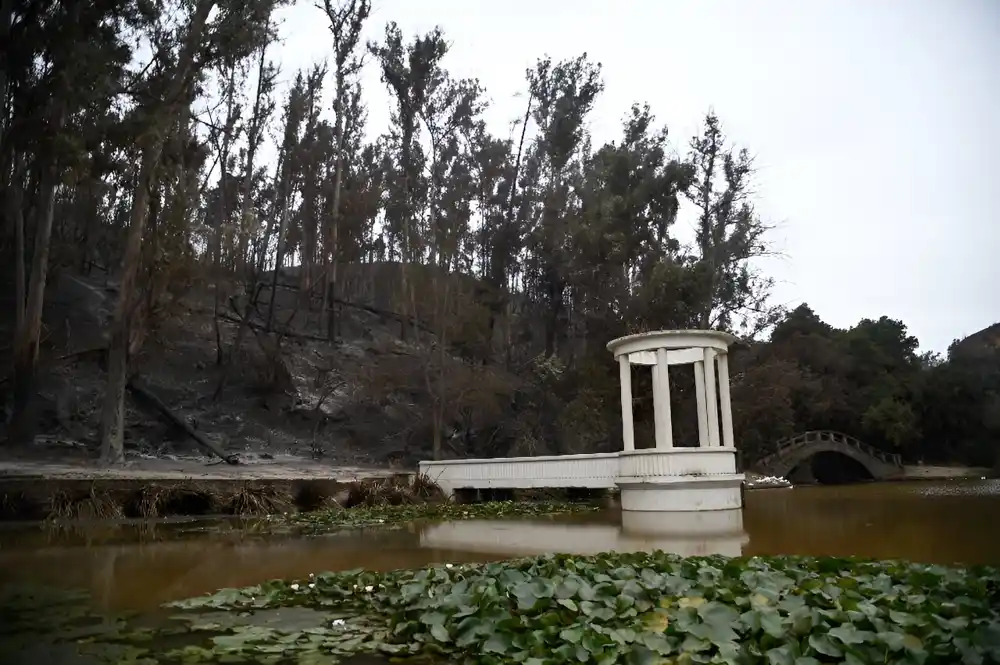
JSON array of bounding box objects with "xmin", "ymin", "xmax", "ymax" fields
[{"xmin": 1, "ymin": 478, "xmax": 998, "ymax": 613}]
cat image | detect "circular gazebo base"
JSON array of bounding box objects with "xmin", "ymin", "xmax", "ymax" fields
[{"xmin": 617, "ymin": 473, "xmax": 744, "ymax": 512}]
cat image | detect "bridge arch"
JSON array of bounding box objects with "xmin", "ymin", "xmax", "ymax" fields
[{"xmin": 753, "ymin": 430, "xmax": 903, "ymax": 481}]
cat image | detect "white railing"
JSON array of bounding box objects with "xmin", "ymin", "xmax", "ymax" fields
[
  {"xmin": 419, "ymin": 448, "xmax": 743, "ymax": 497},
  {"xmin": 419, "ymin": 452, "xmax": 620, "ymax": 495},
  {"xmin": 618, "ymin": 448, "xmax": 738, "ymax": 479}
]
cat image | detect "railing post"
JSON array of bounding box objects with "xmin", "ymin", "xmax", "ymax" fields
[
  {"xmin": 694, "ymin": 360, "xmax": 709, "ymax": 447},
  {"xmin": 702, "ymin": 347, "xmax": 721, "ymax": 447},
  {"xmin": 653, "ymin": 348, "xmax": 674, "ymax": 449},
  {"xmin": 717, "ymin": 351, "xmax": 735, "ymax": 449},
  {"xmin": 618, "ymin": 355, "xmax": 634, "ymax": 452}
]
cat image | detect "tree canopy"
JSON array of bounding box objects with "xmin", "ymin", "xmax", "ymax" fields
[{"xmin": 0, "ymin": 0, "xmax": 996, "ymax": 472}]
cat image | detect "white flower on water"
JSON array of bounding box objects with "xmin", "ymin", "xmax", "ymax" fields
[
  {"xmin": 290, "ymin": 583, "xmax": 300, "ymax": 591},
  {"xmin": 365, "ymin": 585, "xmax": 374, "ymax": 592},
  {"xmin": 309, "ymin": 583, "xmax": 316, "ymax": 589},
  {"xmin": 445, "ymin": 563, "xmax": 454, "ymax": 569},
  {"xmin": 331, "ymin": 619, "xmax": 346, "ymax": 628}
]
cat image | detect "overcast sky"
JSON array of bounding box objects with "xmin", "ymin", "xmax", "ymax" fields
[{"xmin": 271, "ymin": 0, "xmax": 999, "ymax": 353}]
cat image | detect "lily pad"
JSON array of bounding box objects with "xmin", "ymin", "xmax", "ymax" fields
[{"xmin": 6, "ymin": 551, "xmax": 999, "ymax": 665}]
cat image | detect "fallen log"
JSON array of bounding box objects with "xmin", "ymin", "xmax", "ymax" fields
[
  {"xmin": 217, "ymin": 312, "xmax": 330, "ymax": 343},
  {"xmin": 328, "ymin": 295, "xmax": 433, "ymax": 334},
  {"xmin": 126, "ymin": 376, "xmax": 239, "ymax": 465},
  {"xmin": 261, "ymin": 279, "xmax": 433, "ymax": 335}
]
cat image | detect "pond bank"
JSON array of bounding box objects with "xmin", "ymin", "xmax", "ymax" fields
[
  {"xmin": 0, "ymin": 476, "xmax": 363, "ymax": 520},
  {"xmin": 0, "ymin": 454, "xmax": 412, "ymax": 520},
  {"xmin": 0, "ymin": 451, "xmax": 622, "ymax": 520},
  {"xmin": 0, "ymin": 465, "xmax": 602, "ymax": 522}
]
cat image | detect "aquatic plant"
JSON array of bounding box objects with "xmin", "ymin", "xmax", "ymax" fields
[
  {"xmin": 409, "ymin": 472, "xmax": 447, "ymax": 501},
  {"xmin": 276, "ymin": 500, "xmax": 602, "ymax": 534},
  {"xmin": 112, "ymin": 552, "xmax": 1000, "ymax": 665},
  {"xmin": 341, "ymin": 474, "xmax": 426, "ymax": 508},
  {"xmin": 225, "ymin": 483, "xmax": 296, "ymax": 516}
]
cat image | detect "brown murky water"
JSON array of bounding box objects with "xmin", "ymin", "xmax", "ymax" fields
[{"xmin": 0, "ymin": 479, "xmax": 997, "ymax": 611}]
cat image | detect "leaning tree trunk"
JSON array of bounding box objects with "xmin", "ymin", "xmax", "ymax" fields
[
  {"xmin": 99, "ymin": 0, "xmax": 216, "ymax": 464},
  {"xmin": 99, "ymin": 146, "xmax": 159, "ymax": 463},
  {"xmin": 326, "ymin": 77, "xmax": 346, "ymax": 341}
]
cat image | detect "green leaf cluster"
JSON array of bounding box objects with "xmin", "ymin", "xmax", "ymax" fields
[{"xmin": 130, "ymin": 552, "xmax": 1000, "ymax": 665}]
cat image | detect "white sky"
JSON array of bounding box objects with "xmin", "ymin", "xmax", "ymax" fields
[{"xmin": 271, "ymin": 0, "xmax": 999, "ymax": 353}]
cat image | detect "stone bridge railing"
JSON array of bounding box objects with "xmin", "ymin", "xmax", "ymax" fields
[{"xmin": 753, "ymin": 430, "xmax": 902, "ymax": 476}]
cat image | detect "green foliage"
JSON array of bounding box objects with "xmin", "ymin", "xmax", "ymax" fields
[
  {"xmin": 862, "ymin": 396, "xmax": 920, "ymax": 449},
  {"xmin": 917, "ymin": 341, "xmax": 1000, "ymax": 467},
  {"xmin": 108, "ymin": 552, "xmax": 1000, "ymax": 664},
  {"xmin": 558, "ymin": 387, "xmax": 612, "ymax": 454},
  {"xmin": 686, "ymin": 112, "xmax": 782, "ymax": 335},
  {"xmin": 733, "ymin": 305, "xmax": 999, "ymax": 467},
  {"xmin": 4, "ymin": 0, "xmax": 995, "ymax": 476}
]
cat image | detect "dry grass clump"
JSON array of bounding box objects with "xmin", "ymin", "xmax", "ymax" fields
[
  {"xmin": 344, "ymin": 473, "xmax": 444, "ymax": 508},
  {"xmin": 345, "ymin": 477, "xmax": 412, "ymax": 508},
  {"xmin": 46, "ymin": 487, "xmax": 124, "ymax": 521},
  {"xmin": 410, "ymin": 473, "xmax": 446, "ymax": 501},
  {"xmin": 121, "ymin": 483, "xmax": 221, "ymax": 517},
  {"xmin": 131, "ymin": 485, "xmax": 169, "ymax": 518},
  {"xmin": 224, "ymin": 483, "xmax": 295, "ymax": 516}
]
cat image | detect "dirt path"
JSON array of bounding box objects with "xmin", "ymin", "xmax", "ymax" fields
[
  {"xmin": 901, "ymin": 464, "xmax": 991, "ymax": 480},
  {"xmin": 0, "ymin": 453, "xmax": 401, "ymax": 482}
]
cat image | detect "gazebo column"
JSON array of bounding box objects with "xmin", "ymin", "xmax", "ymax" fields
[
  {"xmin": 618, "ymin": 355, "xmax": 635, "ymax": 451},
  {"xmin": 703, "ymin": 348, "xmax": 721, "ymax": 447},
  {"xmin": 717, "ymin": 352, "xmax": 735, "ymax": 449},
  {"xmin": 693, "ymin": 359, "xmax": 709, "ymax": 447},
  {"xmin": 652, "ymin": 349, "xmax": 673, "ymax": 448}
]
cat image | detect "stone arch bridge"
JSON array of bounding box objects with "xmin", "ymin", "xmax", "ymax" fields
[{"xmin": 752, "ymin": 430, "xmax": 904, "ymax": 481}]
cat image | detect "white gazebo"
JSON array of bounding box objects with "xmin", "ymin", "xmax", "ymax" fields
[{"xmin": 607, "ymin": 330, "xmax": 744, "ymax": 512}]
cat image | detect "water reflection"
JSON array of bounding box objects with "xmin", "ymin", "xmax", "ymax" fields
[
  {"xmin": 0, "ymin": 479, "xmax": 997, "ymax": 612},
  {"xmin": 742, "ymin": 478, "xmax": 1000, "ymax": 564},
  {"xmin": 0, "ymin": 523, "xmax": 500, "ymax": 610},
  {"xmin": 422, "ymin": 510, "xmax": 748, "ymax": 559}
]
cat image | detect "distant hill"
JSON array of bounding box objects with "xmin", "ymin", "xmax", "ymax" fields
[{"xmin": 951, "ymin": 322, "xmax": 1000, "ymax": 357}]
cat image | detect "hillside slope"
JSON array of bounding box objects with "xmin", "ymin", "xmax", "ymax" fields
[{"xmin": 1, "ymin": 266, "xmax": 523, "ymax": 470}]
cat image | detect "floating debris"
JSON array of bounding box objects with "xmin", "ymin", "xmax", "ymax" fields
[{"xmin": 743, "ymin": 474, "xmax": 792, "ymax": 489}]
